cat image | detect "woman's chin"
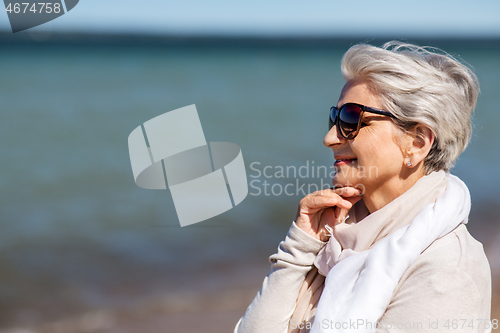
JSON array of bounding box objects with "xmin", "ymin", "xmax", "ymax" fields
[{"xmin": 332, "ymin": 176, "xmax": 357, "ymax": 189}]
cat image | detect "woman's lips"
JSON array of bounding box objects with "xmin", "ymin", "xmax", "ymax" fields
[{"xmin": 334, "ymin": 158, "xmax": 357, "ymax": 166}]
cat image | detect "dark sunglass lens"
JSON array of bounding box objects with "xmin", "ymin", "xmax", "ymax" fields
[
  {"xmin": 339, "ymin": 104, "xmax": 361, "ymax": 136},
  {"xmin": 329, "ymin": 107, "xmax": 336, "ymax": 129}
]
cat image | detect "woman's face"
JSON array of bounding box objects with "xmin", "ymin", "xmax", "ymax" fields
[{"xmin": 324, "ymin": 80, "xmax": 407, "ymax": 205}]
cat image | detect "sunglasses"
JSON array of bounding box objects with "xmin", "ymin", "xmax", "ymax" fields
[{"xmin": 329, "ymin": 103, "xmax": 395, "ymax": 139}]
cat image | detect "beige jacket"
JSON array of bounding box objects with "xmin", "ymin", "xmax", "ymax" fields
[{"xmin": 235, "ymin": 173, "xmax": 491, "ymax": 333}]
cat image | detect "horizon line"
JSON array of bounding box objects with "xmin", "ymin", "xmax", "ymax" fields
[{"xmin": 2, "ymin": 30, "xmax": 500, "ymax": 47}]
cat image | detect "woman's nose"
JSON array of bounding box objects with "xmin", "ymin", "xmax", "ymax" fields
[{"xmin": 323, "ymin": 124, "xmax": 345, "ymax": 148}]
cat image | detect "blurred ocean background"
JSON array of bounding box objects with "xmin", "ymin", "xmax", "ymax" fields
[{"xmin": 1, "ymin": 34, "xmax": 499, "ymax": 332}]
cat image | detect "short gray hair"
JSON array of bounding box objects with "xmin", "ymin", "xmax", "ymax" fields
[{"xmin": 341, "ymin": 41, "xmax": 479, "ymax": 173}]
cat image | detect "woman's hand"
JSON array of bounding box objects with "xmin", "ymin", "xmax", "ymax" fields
[{"xmin": 295, "ymin": 187, "xmax": 362, "ymax": 241}]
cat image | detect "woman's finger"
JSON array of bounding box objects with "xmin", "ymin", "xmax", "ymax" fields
[
  {"xmin": 335, "ymin": 205, "xmax": 356, "ymax": 225},
  {"xmin": 299, "ymin": 194, "xmax": 353, "ymax": 213},
  {"xmin": 295, "ymin": 187, "xmax": 362, "ymax": 241},
  {"xmin": 333, "ymin": 186, "xmax": 362, "ymax": 198}
]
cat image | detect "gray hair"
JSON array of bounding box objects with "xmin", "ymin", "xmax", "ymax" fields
[{"xmin": 341, "ymin": 41, "xmax": 479, "ymax": 173}]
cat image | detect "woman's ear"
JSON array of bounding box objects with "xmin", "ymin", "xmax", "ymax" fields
[{"xmin": 407, "ymin": 125, "xmax": 434, "ymax": 167}]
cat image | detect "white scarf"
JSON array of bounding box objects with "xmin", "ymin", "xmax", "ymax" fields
[{"xmin": 310, "ymin": 173, "xmax": 471, "ymax": 333}]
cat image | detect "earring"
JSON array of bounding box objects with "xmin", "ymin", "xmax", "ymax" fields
[{"xmin": 406, "ymin": 161, "xmax": 412, "ymax": 167}]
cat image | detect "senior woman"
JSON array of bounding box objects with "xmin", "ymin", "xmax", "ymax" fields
[{"xmin": 234, "ymin": 41, "xmax": 491, "ymax": 333}]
